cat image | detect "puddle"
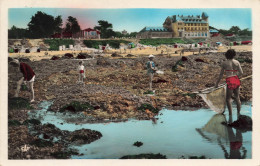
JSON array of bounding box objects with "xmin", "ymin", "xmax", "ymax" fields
[{"xmin": 28, "ymin": 101, "xmax": 252, "ymax": 159}]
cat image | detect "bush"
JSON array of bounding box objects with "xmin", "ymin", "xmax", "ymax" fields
[
  {"xmin": 44, "ymin": 39, "xmax": 75, "ymax": 51},
  {"xmin": 83, "ymin": 40, "xmax": 129, "ymax": 49}
]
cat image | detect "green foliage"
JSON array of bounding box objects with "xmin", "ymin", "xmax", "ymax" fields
[
  {"xmin": 28, "ymin": 11, "xmax": 63, "ymax": 38},
  {"xmin": 23, "ymin": 119, "xmax": 41, "ymax": 125},
  {"xmin": 30, "ymin": 139, "xmax": 54, "ymax": 147},
  {"xmin": 8, "ymin": 120, "xmax": 22, "ymax": 126},
  {"xmin": 137, "ymin": 103, "xmax": 159, "ymax": 114},
  {"xmin": 8, "ymin": 26, "xmax": 30, "ymax": 39},
  {"xmin": 8, "ymin": 97, "xmax": 32, "ymax": 110},
  {"xmin": 94, "ymin": 20, "xmax": 116, "ymax": 38},
  {"xmin": 60, "ymin": 101, "xmax": 94, "ymax": 113},
  {"xmin": 182, "ymin": 93, "xmax": 197, "ymax": 98},
  {"xmin": 64, "ymin": 16, "xmax": 81, "ymax": 34},
  {"xmin": 143, "ymin": 90, "xmax": 155, "ymax": 95},
  {"xmin": 44, "ymin": 39, "xmax": 74, "ymax": 50},
  {"xmin": 139, "ymin": 38, "xmax": 185, "ymax": 46},
  {"xmin": 120, "ymin": 153, "xmax": 167, "ymax": 159},
  {"xmin": 83, "ymin": 40, "xmax": 129, "ymax": 49}
]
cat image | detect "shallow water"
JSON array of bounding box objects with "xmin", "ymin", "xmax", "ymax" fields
[{"xmin": 29, "ymin": 101, "xmax": 252, "ymax": 159}]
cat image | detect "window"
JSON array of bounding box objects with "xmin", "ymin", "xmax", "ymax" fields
[
  {"xmin": 205, "ymin": 33, "xmax": 207, "ymax": 36},
  {"xmin": 191, "ymin": 27, "xmax": 193, "ymax": 30},
  {"xmin": 202, "ymin": 33, "xmax": 204, "ymax": 36}
]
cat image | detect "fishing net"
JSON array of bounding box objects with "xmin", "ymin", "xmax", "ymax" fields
[
  {"xmin": 196, "ymin": 114, "xmax": 229, "ymax": 143},
  {"xmin": 197, "ymin": 84, "xmax": 226, "ymax": 114}
]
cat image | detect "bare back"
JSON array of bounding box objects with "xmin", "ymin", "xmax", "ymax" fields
[{"xmin": 222, "ymin": 59, "xmax": 243, "ymax": 78}]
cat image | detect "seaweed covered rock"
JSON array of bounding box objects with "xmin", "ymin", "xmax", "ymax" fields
[
  {"xmin": 30, "ymin": 139, "xmax": 54, "ymax": 148},
  {"xmin": 111, "ymin": 52, "xmax": 122, "ymax": 57},
  {"xmin": 18, "ymin": 57, "xmax": 31, "ymax": 62},
  {"xmin": 77, "ymin": 53, "xmax": 92, "ymax": 59},
  {"xmin": 120, "ymin": 153, "xmax": 167, "ymax": 159},
  {"xmin": 60, "ymin": 101, "xmax": 94, "ymax": 113},
  {"xmin": 23, "ymin": 119, "xmax": 41, "ymax": 126},
  {"xmin": 96, "ymin": 58, "xmax": 111, "ymax": 66},
  {"xmin": 51, "ymin": 150, "xmax": 79, "ymax": 159},
  {"xmin": 228, "ymin": 115, "xmax": 252, "ymax": 131},
  {"xmin": 133, "ymin": 141, "xmax": 143, "ymax": 147},
  {"xmin": 64, "ymin": 53, "xmax": 74, "ymax": 59},
  {"xmin": 66, "ymin": 129, "xmax": 102, "ymax": 145},
  {"xmin": 8, "ymin": 97, "xmax": 32, "ymax": 110},
  {"xmin": 137, "ymin": 103, "xmax": 159, "ymax": 114},
  {"xmin": 127, "ymin": 54, "xmax": 135, "ymax": 57},
  {"xmin": 51, "ymin": 56, "xmax": 60, "ymax": 60}
]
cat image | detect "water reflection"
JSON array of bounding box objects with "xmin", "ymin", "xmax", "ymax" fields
[{"xmin": 196, "ymin": 114, "xmax": 247, "ymax": 159}]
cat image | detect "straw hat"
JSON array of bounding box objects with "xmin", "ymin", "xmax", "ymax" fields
[{"xmin": 148, "ymin": 54, "xmax": 155, "ymax": 58}]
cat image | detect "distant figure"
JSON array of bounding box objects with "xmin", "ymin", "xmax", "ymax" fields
[
  {"xmin": 77, "ymin": 61, "xmax": 85, "ymax": 83},
  {"xmin": 215, "ymin": 49, "xmax": 243, "ymax": 118},
  {"xmin": 161, "ymin": 50, "xmax": 164, "ymax": 55},
  {"xmin": 10, "ymin": 59, "xmax": 35, "ymax": 102},
  {"xmin": 146, "ymin": 55, "xmax": 157, "ymax": 91}
]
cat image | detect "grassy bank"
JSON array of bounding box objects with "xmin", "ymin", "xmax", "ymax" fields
[
  {"xmin": 139, "ymin": 38, "xmax": 207, "ymax": 46},
  {"xmin": 83, "ymin": 40, "xmax": 129, "ymax": 49},
  {"xmin": 44, "ymin": 39, "xmax": 75, "ymax": 51}
]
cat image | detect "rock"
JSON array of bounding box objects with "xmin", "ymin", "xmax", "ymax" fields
[
  {"xmin": 228, "ymin": 115, "xmax": 252, "ymax": 131},
  {"xmin": 18, "ymin": 57, "xmax": 31, "ymax": 62},
  {"xmin": 50, "ymin": 56, "xmax": 60, "ymax": 60},
  {"xmin": 96, "ymin": 58, "xmax": 111, "ymax": 66},
  {"xmin": 181, "ymin": 56, "xmax": 188, "ymax": 61},
  {"xmin": 64, "ymin": 53, "xmax": 73, "ymax": 59},
  {"xmin": 8, "ymin": 97, "xmax": 32, "ymax": 110},
  {"xmin": 133, "ymin": 141, "xmax": 143, "ymax": 147},
  {"xmin": 120, "ymin": 153, "xmax": 167, "ymax": 159},
  {"xmin": 77, "ymin": 53, "xmax": 92, "ymax": 59},
  {"xmin": 195, "ymin": 58, "xmax": 204, "ymax": 62},
  {"xmin": 126, "ymin": 54, "xmax": 134, "ymax": 57},
  {"xmin": 111, "ymin": 53, "xmax": 122, "ymax": 57}
]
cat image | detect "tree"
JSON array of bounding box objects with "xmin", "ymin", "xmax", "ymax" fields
[
  {"xmin": 229, "ymin": 26, "xmax": 241, "ymax": 34},
  {"xmin": 238, "ymin": 28, "xmax": 252, "ymax": 36},
  {"xmin": 27, "ymin": 11, "xmax": 62, "ymax": 38},
  {"xmin": 64, "ymin": 16, "xmax": 81, "ymax": 34},
  {"xmin": 94, "ymin": 20, "xmax": 116, "ymax": 38},
  {"xmin": 8, "ymin": 26, "xmax": 30, "ymax": 39}
]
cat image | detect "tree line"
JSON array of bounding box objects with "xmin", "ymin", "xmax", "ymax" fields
[
  {"xmin": 9, "ymin": 11, "xmax": 137, "ymax": 39},
  {"xmin": 209, "ymin": 26, "xmax": 252, "ymax": 36}
]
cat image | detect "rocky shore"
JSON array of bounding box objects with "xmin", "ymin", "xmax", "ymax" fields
[{"xmin": 8, "ymin": 51, "xmax": 252, "ymax": 159}]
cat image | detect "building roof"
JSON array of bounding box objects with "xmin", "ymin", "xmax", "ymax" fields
[
  {"xmin": 209, "ymin": 29, "xmax": 219, "ymax": 33},
  {"xmin": 172, "ymin": 16, "xmax": 208, "ymax": 24},
  {"xmin": 83, "ymin": 28, "xmax": 101, "ymax": 34},
  {"xmin": 140, "ymin": 26, "xmax": 169, "ymax": 32}
]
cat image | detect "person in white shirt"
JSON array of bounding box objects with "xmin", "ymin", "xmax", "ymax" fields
[{"xmin": 77, "ymin": 61, "xmax": 85, "ymax": 83}]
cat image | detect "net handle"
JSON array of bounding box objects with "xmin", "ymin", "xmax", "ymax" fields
[{"xmin": 193, "ymin": 75, "xmax": 252, "ymax": 94}]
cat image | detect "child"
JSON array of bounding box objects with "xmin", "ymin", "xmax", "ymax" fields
[
  {"xmin": 78, "ymin": 61, "xmax": 85, "ymax": 83},
  {"xmin": 146, "ymin": 55, "xmax": 157, "ymax": 92},
  {"xmin": 215, "ymin": 49, "xmax": 243, "ymax": 120},
  {"xmin": 10, "ymin": 59, "xmax": 35, "ymax": 103}
]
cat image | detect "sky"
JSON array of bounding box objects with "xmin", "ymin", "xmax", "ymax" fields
[{"xmin": 8, "ymin": 8, "xmax": 252, "ymax": 33}]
